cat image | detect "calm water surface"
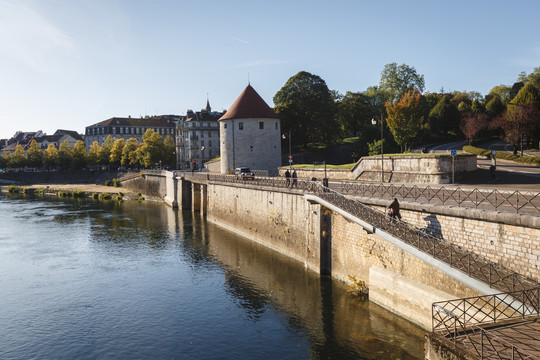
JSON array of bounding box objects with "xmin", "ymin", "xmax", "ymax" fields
[{"xmin": 0, "ymin": 195, "xmax": 425, "ymax": 359}]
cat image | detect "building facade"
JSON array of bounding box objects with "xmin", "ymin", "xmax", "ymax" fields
[
  {"xmin": 219, "ymin": 85, "xmax": 281, "ymax": 174},
  {"xmin": 176, "ymin": 101, "xmax": 224, "ymax": 170},
  {"xmin": 84, "ymin": 115, "xmax": 179, "ymax": 149}
]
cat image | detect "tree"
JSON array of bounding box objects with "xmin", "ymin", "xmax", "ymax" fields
[
  {"xmin": 163, "ymin": 135, "xmax": 176, "ymax": 167},
  {"xmin": 335, "ymin": 92, "xmax": 373, "ymax": 136},
  {"xmin": 98, "ymin": 135, "xmax": 113, "ymax": 166},
  {"xmin": 87, "ymin": 141, "xmax": 100, "ymax": 168},
  {"xmin": 110, "ymin": 138, "xmax": 125, "ymax": 167},
  {"xmin": 58, "ymin": 140, "xmax": 73, "ymax": 168},
  {"xmin": 138, "ymin": 130, "xmax": 164, "ymax": 168},
  {"xmin": 487, "ymin": 85, "xmax": 512, "ymax": 103},
  {"xmin": 485, "ymin": 95, "xmax": 505, "ymax": 118},
  {"xmin": 43, "ymin": 143, "xmax": 59, "ymax": 169},
  {"xmin": 26, "ymin": 139, "xmax": 43, "ymax": 168},
  {"xmin": 460, "ymin": 113, "xmax": 488, "ymax": 144},
  {"xmin": 428, "ymin": 95, "xmax": 460, "ymax": 137},
  {"xmin": 273, "ymin": 71, "xmax": 338, "ymax": 147},
  {"xmin": 385, "ymin": 90, "xmax": 424, "ymax": 152},
  {"xmin": 122, "ymin": 138, "xmax": 140, "ymax": 166},
  {"xmin": 379, "ymin": 63, "xmax": 425, "ymax": 101},
  {"xmin": 10, "ymin": 145, "xmax": 26, "ymax": 169},
  {"xmin": 517, "ymin": 67, "xmax": 540, "ymax": 90},
  {"xmin": 72, "ymin": 140, "xmax": 87, "ymax": 169}
]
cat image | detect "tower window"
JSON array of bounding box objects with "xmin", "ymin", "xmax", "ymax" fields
[
  {"xmin": 239, "ymin": 122, "xmax": 243, "ymax": 130},
  {"xmin": 224, "ymin": 123, "xmax": 227, "ymax": 129},
  {"xmin": 275, "ymin": 122, "xmax": 278, "ymax": 130},
  {"xmin": 259, "ymin": 121, "xmax": 264, "ymax": 129}
]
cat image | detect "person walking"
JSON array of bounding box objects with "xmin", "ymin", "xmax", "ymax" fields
[
  {"xmin": 387, "ymin": 198, "xmax": 401, "ymax": 220},
  {"xmin": 285, "ymin": 169, "xmax": 291, "ymax": 186},
  {"xmin": 292, "ymin": 169, "xmax": 297, "ymax": 187}
]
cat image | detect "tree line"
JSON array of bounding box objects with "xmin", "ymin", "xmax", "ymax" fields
[
  {"xmin": 274, "ymin": 64, "xmax": 540, "ymax": 158},
  {"xmin": 0, "ymin": 129, "xmax": 176, "ymax": 171}
]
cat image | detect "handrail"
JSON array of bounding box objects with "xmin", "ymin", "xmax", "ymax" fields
[
  {"xmin": 339, "ymin": 182, "xmax": 540, "ymax": 216},
  {"xmin": 432, "ymin": 288, "xmax": 540, "ymax": 359}
]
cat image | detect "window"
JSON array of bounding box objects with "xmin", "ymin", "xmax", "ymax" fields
[
  {"xmin": 275, "ymin": 122, "xmax": 278, "ymax": 130},
  {"xmin": 259, "ymin": 121, "xmax": 264, "ymax": 129},
  {"xmin": 224, "ymin": 123, "xmax": 227, "ymax": 129},
  {"xmin": 208, "ymin": 131, "xmax": 211, "ymax": 137},
  {"xmin": 239, "ymin": 122, "xmax": 243, "ymax": 130}
]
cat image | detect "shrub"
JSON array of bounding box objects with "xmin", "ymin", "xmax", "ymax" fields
[
  {"xmin": 104, "ymin": 180, "xmax": 111, "ymax": 186},
  {"xmin": 347, "ymin": 275, "xmax": 369, "ymax": 300},
  {"xmin": 92, "ymin": 193, "xmax": 99, "ymax": 200},
  {"xmin": 73, "ymin": 190, "xmax": 86, "ymax": 198},
  {"xmin": 98, "ymin": 193, "xmax": 112, "ymax": 201},
  {"xmin": 112, "ymin": 178, "xmax": 120, "ymax": 187},
  {"xmin": 117, "ymin": 191, "xmax": 124, "ymax": 197},
  {"xmin": 463, "ymin": 145, "xmax": 540, "ymax": 165},
  {"xmin": 7, "ymin": 185, "xmax": 20, "ymax": 193}
]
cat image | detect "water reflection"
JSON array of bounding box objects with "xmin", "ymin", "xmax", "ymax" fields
[{"xmin": 0, "ymin": 194, "xmax": 424, "ymax": 359}]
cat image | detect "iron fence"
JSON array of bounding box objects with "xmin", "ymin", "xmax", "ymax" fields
[
  {"xmin": 340, "ymin": 182, "xmax": 540, "ymax": 216},
  {"xmin": 432, "ymin": 288, "xmax": 540, "ymax": 359},
  {"xmin": 312, "ymin": 184, "xmax": 539, "ymax": 293},
  {"xmin": 201, "ymin": 174, "xmax": 539, "ymax": 293}
]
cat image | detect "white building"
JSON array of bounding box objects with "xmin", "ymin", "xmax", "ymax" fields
[
  {"xmin": 219, "ymin": 84, "xmax": 281, "ymax": 174},
  {"xmin": 176, "ymin": 101, "xmax": 224, "ymax": 170}
]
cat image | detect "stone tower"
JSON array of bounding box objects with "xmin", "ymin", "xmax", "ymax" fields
[{"xmin": 219, "ymin": 85, "xmax": 281, "ymax": 174}]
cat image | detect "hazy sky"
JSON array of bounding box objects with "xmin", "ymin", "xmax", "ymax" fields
[{"xmin": 1, "ymin": 0, "xmax": 539, "ymax": 139}]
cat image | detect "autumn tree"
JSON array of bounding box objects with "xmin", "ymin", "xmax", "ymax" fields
[
  {"xmin": 87, "ymin": 141, "xmax": 100, "ymax": 168},
  {"xmin": 121, "ymin": 138, "xmax": 140, "ymax": 166},
  {"xmin": 72, "ymin": 140, "xmax": 87, "ymax": 169},
  {"xmin": 385, "ymin": 90, "xmax": 424, "ymax": 152},
  {"xmin": 110, "ymin": 138, "xmax": 125, "ymax": 167},
  {"xmin": 10, "ymin": 145, "xmax": 27, "ymax": 168},
  {"xmin": 138, "ymin": 130, "xmax": 164, "ymax": 168},
  {"xmin": 98, "ymin": 135, "xmax": 114, "ymax": 166},
  {"xmin": 43, "ymin": 143, "xmax": 59, "ymax": 168},
  {"xmin": 58, "ymin": 140, "xmax": 73, "ymax": 168},
  {"xmin": 460, "ymin": 113, "xmax": 488, "ymax": 145},
  {"xmin": 379, "ymin": 63, "xmax": 425, "ymax": 101},
  {"xmin": 26, "ymin": 139, "xmax": 43, "ymax": 168}
]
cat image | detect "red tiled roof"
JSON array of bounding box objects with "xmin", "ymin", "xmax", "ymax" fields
[{"xmin": 219, "ymin": 85, "xmax": 278, "ymax": 121}]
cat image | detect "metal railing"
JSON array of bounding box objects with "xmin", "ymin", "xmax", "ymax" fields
[
  {"xmin": 432, "ymin": 288, "xmax": 540, "ymax": 359},
  {"xmin": 340, "ymin": 182, "xmax": 540, "ymax": 216},
  {"xmin": 198, "ymin": 174, "xmax": 538, "ymax": 293},
  {"xmin": 312, "ymin": 185, "xmax": 538, "ymax": 293}
]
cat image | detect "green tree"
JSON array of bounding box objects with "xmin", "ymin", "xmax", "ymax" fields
[
  {"xmin": 487, "ymin": 85, "xmax": 512, "ymax": 103},
  {"xmin": 274, "ymin": 71, "xmax": 338, "ymax": 148},
  {"xmin": 385, "ymin": 90, "xmax": 424, "ymax": 152},
  {"xmin": 72, "ymin": 140, "xmax": 87, "ymax": 169},
  {"xmin": 485, "ymin": 95, "xmax": 505, "ymax": 118},
  {"xmin": 110, "ymin": 138, "xmax": 125, "ymax": 167},
  {"xmin": 87, "ymin": 141, "xmax": 100, "ymax": 168},
  {"xmin": 43, "ymin": 143, "xmax": 59, "ymax": 169},
  {"xmin": 428, "ymin": 95, "xmax": 460, "ymax": 137},
  {"xmin": 163, "ymin": 135, "xmax": 176, "ymax": 167},
  {"xmin": 121, "ymin": 138, "xmax": 140, "ymax": 166},
  {"xmin": 505, "ymin": 83, "xmax": 540, "ymax": 152},
  {"xmin": 336, "ymin": 92, "xmax": 372, "ymax": 136},
  {"xmin": 98, "ymin": 135, "xmax": 114, "ymax": 166},
  {"xmin": 379, "ymin": 63, "xmax": 425, "ymax": 101},
  {"xmin": 58, "ymin": 140, "xmax": 73, "ymax": 168},
  {"xmin": 517, "ymin": 67, "xmax": 540, "ymax": 90},
  {"xmin": 26, "ymin": 139, "xmax": 43, "ymax": 168},
  {"xmin": 10, "ymin": 145, "xmax": 26, "ymax": 168},
  {"xmin": 138, "ymin": 129, "xmax": 164, "ymax": 167}
]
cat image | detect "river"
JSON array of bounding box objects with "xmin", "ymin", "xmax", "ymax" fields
[{"xmin": 0, "ymin": 194, "xmax": 425, "ymax": 359}]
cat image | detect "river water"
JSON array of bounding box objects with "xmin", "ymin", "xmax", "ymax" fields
[{"xmin": 0, "ymin": 195, "xmax": 425, "ymax": 359}]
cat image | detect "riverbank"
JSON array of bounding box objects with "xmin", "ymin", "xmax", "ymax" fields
[{"xmin": 0, "ymin": 183, "xmax": 163, "ymax": 202}]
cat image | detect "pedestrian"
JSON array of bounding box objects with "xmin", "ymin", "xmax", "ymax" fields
[
  {"xmin": 285, "ymin": 169, "xmax": 291, "ymax": 186},
  {"xmin": 387, "ymin": 198, "xmax": 401, "ymax": 220},
  {"xmin": 292, "ymin": 169, "xmax": 297, "ymax": 187}
]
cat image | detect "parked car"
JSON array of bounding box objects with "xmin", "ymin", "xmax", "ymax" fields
[{"xmin": 234, "ymin": 167, "xmax": 254, "ymax": 180}]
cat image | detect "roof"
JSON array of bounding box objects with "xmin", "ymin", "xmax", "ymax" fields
[
  {"xmin": 54, "ymin": 129, "xmax": 83, "ymax": 141},
  {"xmin": 87, "ymin": 115, "xmax": 179, "ymax": 128},
  {"xmin": 219, "ymin": 85, "xmax": 278, "ymax": 121},
  {"xmin": 183, "ymin": 110, "xmax": 224, "ymax": 123}
]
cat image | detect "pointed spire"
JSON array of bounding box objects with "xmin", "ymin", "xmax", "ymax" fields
[{"xmin": 206, "ymin": 93, "xmax": 211, "ymax": 111}]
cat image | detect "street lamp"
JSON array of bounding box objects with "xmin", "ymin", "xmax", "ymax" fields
[
  {"xmin": 200, "ymin": 146, "xmax": 205, "ymax": 171},
  {"xmin": 371, "ymin": 115, "xmax": 384, "ymax": 182},
  {"xmin": 282, "ymin": 130, "xmax": 292, "ymax": 171}
]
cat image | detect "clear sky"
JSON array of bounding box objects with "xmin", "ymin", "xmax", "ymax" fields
[{"xmin": 1, "ymin": 0, "xmax": 539, "ymax": 140}]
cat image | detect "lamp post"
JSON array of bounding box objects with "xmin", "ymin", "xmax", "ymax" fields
[
  {"xmin": 200, "ymin": 146, "xmax": 205, "ymax": 171},
  {"xmin": 371, "ymin": 114, "xmax": 384, "ymax": 182},
  {"xmin": 282, "ymin": 130, "xmax": 292, "ymax": 172}
]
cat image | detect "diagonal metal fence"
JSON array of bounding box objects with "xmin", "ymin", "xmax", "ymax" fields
[
  {"xmin": 339, "ymin": 182, "xmax": 540, "ymax": 216},
  {"xmin": 203, "ymin": 174, "xmax": 539, "ymax": 293}
]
